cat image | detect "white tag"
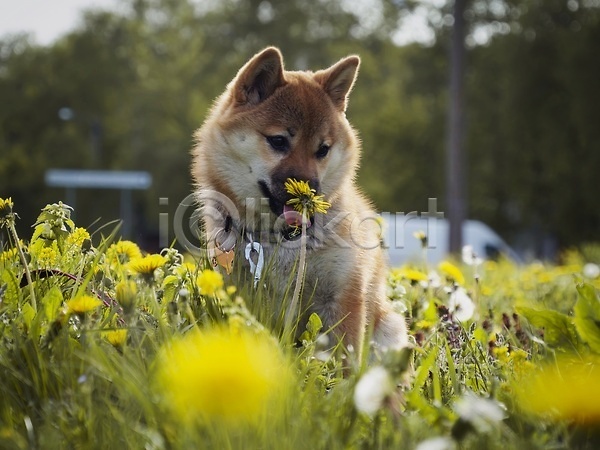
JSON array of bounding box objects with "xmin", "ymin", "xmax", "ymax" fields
[{"xmin": 244, "ymin": 241, "xmax": 264, "ymax": 288}]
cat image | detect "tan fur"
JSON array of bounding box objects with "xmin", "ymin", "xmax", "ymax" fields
[{"xmin": 191, "ymin": 47, "xmax": 408, "ymax": 356}]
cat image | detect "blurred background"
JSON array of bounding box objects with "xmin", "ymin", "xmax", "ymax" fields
[{"xmin": 0, "ymin": 0, "xmax": 598, "ymax": 260}]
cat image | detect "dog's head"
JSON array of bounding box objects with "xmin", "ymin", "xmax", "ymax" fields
[{"xmin": 194, "ymin": 47, "xmax": 361, "ymax": 229}]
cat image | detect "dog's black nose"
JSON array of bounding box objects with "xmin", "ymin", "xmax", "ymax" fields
[
  {"xmin": 307, "ymin": 178, "xmax": 320, "ymax": 193},
  {"xmin": 273, "ymin": 174, "xmax": 320, "ymax": 195}
]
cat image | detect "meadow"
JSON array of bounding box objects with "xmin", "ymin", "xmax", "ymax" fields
[{"xmin": 1, "ymin": 198, "xmax": 599, "ymax": 449}]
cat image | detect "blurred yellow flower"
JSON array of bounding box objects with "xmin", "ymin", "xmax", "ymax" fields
[
  {"xmin": 36, "ymin": 244, "xmax": 60, "ymax": 268},
  {"xmin": 0, "ymin": 248, "xmax": 18, "ymax": 266},
  {"xmin": 103, "ymin": 329, "xmax": 128, "ymax": 347},
  {"xmin": 115, "ymin": 280, "xmax": 138, "ymax": 312},
  {"xmin": 65, "ymin": 227, "xmax": 91, "ymax": 248},
  {"xmin": 514, "ymin": 356, "xmax": 600, "ymax": 425},
  {"xmin": 492, "ymin": 345, "xmax": 510, "ymax": 363},
  {"xmin": 439, "ymin": 261, "xmax": 465, "ymax": 285},
  {"xmin": 67, "ymin": 295, "xmax": 102, "ymax": 314},
  {"xmin": 415, "ymin": 319, "xmax": 436, "ymax": 330},
  {"xmin": 154, "ymin": 326, "xmax": 291, "ymax": 424},
  {"xmin": 197, "ymin": 269, "xmax": 224, "ymax": 296},
  {"xmin": 226, "ymin": 285, "xmax": 237, "ymax": 295},
  {"xmin": 106, "ymin": 240, "xmax": 142, "ymax": 266},
  {"xmin": 174, "ymin": 262, "xmax": 197, "ymax": 277},
  {"xmin": 395, "ymin": 267, "xmax": 428, "ymax": 283},
  {"xmin": 480, "ymin": 285, "xmax": 493, "ymax": 296},
  {"xmin": 128, "ymin": 254, "xmax": 167, "ymax": 275},
  {"xmin": 0, "ymin": 197, "xmax": 14, "ymax": 220}
]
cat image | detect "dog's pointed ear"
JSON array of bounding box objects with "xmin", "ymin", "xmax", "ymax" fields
[
  {"xmin": 314, "ymin": 55, "xmax": 360, "ymax": 112},
  {"xmin": 232, "ymin": 47, "xmax": 285, "ymax": 106}
]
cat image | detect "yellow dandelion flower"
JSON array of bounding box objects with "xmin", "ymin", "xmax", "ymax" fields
[
  {"xmin": 128, "ymin": 254, "xmax": 167, "ymax": 275},
  {"xmin": 154, "ymin": 326, "xmax": 292, "ymax": 424},
  {"xmin": 416, "ymin": 319, "xmax": 436, "ymax": 330},
  {"xmin": 106, "ymin": 240, "xmax": 143, "ymax": 266},
  {"xmin": 196, "ymin": 269, "xmax": 224, "ymax": 296},
  {"xmin": 439, "ymin": 261, "xmax": 465, "ymax": 285},
  {"xmin": 66, "ymin": 295, "xmax": 103, "ymax": 314},
  {"xmin": 226, "ymin": 285, "xmax": 237, "ymax": 296},
  {"xmin": 0, "ymin": 197, "xmax": 14, "ymax": 223},
  {"xmin": 36, "ymin": 245, "xmax": 60, "ymax": 268},
  {"xmin": 65, "ymin": 227, "xmax": 91, "ymax": 248},
  {"xmin": 115, "ymin": 280, "xmax": 138, "ymax": 313},
  {"xmin": 0, "ymin": 197, "xmax": 13, "ymax": 209},
  {"xmin": 103, "ymin": 329, "xmax": 128, "ymax": 347},
  {"xmin": 284, "ymin": 178, "xmax": 331, "ymax": 216},
  {"xmin": 174, "ymin": 262, "xmax": 197, "ymax": 277},
  {"xmin": 480, "ymin": 285, "xmax": 493, "ymax": 296},
  {"xmin": 508, "ymin": 348, "xmax": 529, "ymax": 363},
  {"xmin": 514, "ymin": 356, "xmax": 600, "ymax": 425},
  {"xmin": 0, "ymin": 248, "xmax": 18, "ymax": 266},
  {"xmin": 394, "ymin": 267, "xmax": 428, "ymax": 283},
  {"xmin": 492, "ymin": 345, "xmax": 510, "ymax": 364}
]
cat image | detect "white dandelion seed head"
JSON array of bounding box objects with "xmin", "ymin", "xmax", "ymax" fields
[
  {"xmin": 583, "ymin": 263, "xmax": 600, "ymax": 279},
  {"xmin": 448, "ymin": 287, "xmax": 475, "ymax": 322},
  {"xmin": 454, "ymin": 391, "xmax": 505, "ymax": 432},
  {"xmin": 462, "ymin": 245, "xmax": 483, "ymax": 266},
  {"xmin": 315, "ymin": 333, "xmax": 330, "ymax": 349},
  {"xmin": 415, "ymin": 436, "xmax": 456, "ymax": 450},
  {"xmin": 315, "ymin": 350, "xmax": 332, "ymax": 362},
  {"xmin": 391, "ymin": 299, "xmax": 408, "ymax": 315},
  {"xmin": 353, "ymin": 366, "xmax": 393, "ymax": 417},
  {"xmin": 387, "ymin": 283, "xmax": 407, "ymax": 299},
  {"xmin": 428, "ymin": 270, "xmax": 442, "ymax": 288}
]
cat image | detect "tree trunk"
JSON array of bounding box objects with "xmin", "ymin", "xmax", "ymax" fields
[{"xmin": 446, "ymin": 0, "xmax": 468, "ymax": 254}]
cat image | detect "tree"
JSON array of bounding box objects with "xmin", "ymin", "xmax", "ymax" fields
[{"xmin": 446, "ymin": 0, "xmax": 468, "ymax": 254}]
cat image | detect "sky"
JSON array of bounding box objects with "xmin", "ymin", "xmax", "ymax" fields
[{"xmin": 0, "ymin": 0, "xmax": 122, "ymax": 45}]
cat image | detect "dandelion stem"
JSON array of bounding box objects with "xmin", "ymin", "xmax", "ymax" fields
[
  {"xmin": 9, "ymin": 222, "xmax": 36, "ymax": 310},
  {"xmin": 285, "ymin": 212, "xmax": 308, "ymax": 332}
]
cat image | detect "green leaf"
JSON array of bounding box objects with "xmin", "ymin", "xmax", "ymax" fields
[
  {"xmin": 414, "ymin": 343, "xmax": 439, "ymax": 391},
  {"xmin": 306, "ymin": 312, "xmax": 323, "ymax": 337},
  {"xmin": 22, "ymin": 303, "xmax": 36, "ymax": 330},
  {"xmin": 516, "ymin": 306, "xmax": 579, "ymax": 350},
  {"xmin": 445, "ymin": 339, "xmax": 460, "ymax": 396},
  {"xmin": 574, "ymin": 282, "xmax": 600, "ymax": 353},
  {"xmin": 42, "ymin": 286, "xmax": 64, "ymax": 321},
  {"xmin": 1, "ymin": 268, "xmax": 21, "ymax": 306},
  {"xmin": 299, "ymin": 313, "xmax": 323, "ymax": 343},
  {"xmin": 31, "ymin": 224, "xmax": 47, "ymax": 242}
]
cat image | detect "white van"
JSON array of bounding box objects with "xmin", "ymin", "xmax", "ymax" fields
[{"xmin": 380, "ymin": 214, "xmax": 520, "ymax": 267}]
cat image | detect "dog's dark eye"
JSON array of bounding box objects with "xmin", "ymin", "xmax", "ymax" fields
[
  {"xmin": 316, "ymin": 144, "xmax": 330, "ymax": 159},
  {"xmin": 266, "ymin": 135, "xmax": 289, "ymax": 153}
]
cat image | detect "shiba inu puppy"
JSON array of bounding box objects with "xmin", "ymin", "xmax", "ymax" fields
[{"xmin": 192, "ymin": 47, "xmax": 408, "ymax": 356}]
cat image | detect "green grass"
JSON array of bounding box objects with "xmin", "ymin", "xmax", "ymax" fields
[{"xmin": 1, "ymin": 199, "xmax": 600, "ymax": 449}]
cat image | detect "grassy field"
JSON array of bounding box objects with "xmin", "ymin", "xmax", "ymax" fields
[{"xmin": 1, "ymin": 198, "xmax": 599, "ymax": 449}]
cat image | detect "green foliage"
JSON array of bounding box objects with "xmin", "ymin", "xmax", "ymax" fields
[
  {"xmin": 574, "ymin": 282, "xmax": 600, "ymax": 353},
  {"xmin": 1, "ymin": 0, "xmax": 598, "ymax": 251},
  {"xmin": 1, "ymin": 200, "xmax": 600, "ymax": 448},
  {"xmin": 516, "ymin": 306, "xmax": 579, "ymax": 350}
]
